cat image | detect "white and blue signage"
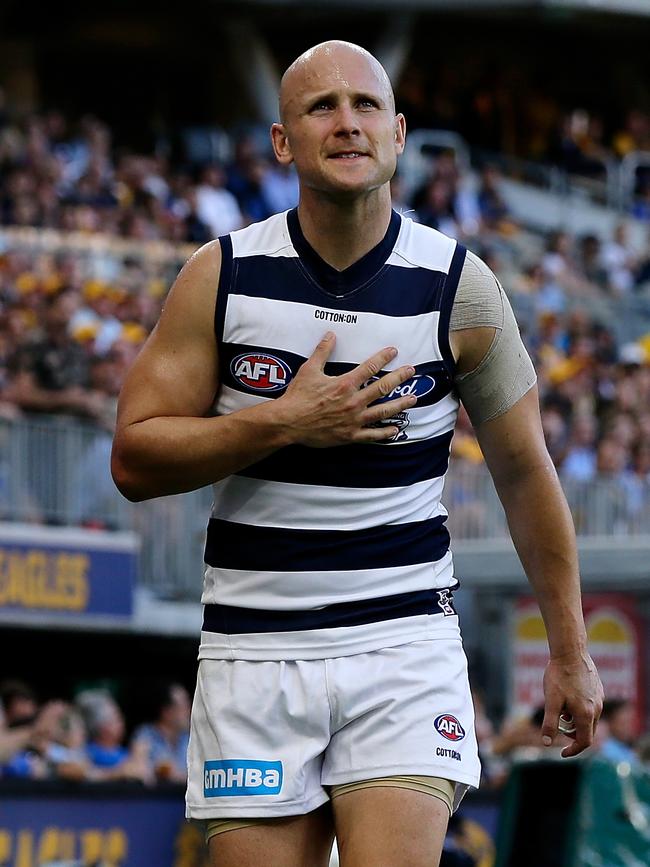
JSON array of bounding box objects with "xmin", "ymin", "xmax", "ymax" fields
[{"xmin": 0, "ymin": 523, "xmax": 137, "ymax": 622}]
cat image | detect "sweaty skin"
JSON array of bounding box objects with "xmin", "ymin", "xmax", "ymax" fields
[{"xmin": 280, "ymin": 42, "xmax": 396, "ymax": 123}]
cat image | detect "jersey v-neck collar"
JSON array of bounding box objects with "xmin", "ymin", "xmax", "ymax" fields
[{"xmin": 286, "ymin": 207, "xmax": 402, "ymax": 299}]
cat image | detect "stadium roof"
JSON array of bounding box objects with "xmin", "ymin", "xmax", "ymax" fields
[{"xmin": 250, "ymin": 0, "xmax": 650, "ymax": 14}]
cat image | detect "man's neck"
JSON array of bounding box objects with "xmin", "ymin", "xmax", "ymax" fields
[{"xmin": 296, "ymin": 187, "xmax": 393, "ymax": 271}]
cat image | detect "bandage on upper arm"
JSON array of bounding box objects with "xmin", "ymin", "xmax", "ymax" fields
[{"xmin": 450, "ymin": 251, "xmax": 537, "ymax": 427}]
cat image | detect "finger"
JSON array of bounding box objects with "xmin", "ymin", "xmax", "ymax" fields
[
  {"xmin": 361, "ymin": 365, "xmax": 417, "ymax": 405},
  {"xmin": 348, "ymin": 346, "xmax": 399, "ymax": 388},
  {"xmin": 353, "ymin": 424, "xmax": 401, "ymax": 443},
  {"xmin": 541, "ymin": 697, "xmax": 564, "ymax": 747},
  {"xmin": 308, "ymin": 332, "xmax": 336, "ymax": 371},
  {"xmin": 362, "ymin": 394, "xmax": 418, "ymax": 425},
  {"xmin": 561, "ymin": 717, "xmax": 594, "ymax": 758}
]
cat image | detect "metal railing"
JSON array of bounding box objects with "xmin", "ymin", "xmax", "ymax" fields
[
  {"xmin": 403, "ymin": 130, "xmax": 650, "ymax": 217},
  {"xmin": 5, "ymin": 415, "xmax": 650, "ymax": 599}
]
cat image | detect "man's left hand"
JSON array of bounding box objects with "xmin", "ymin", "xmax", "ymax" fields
[{"xmin": 541, "ymin": 652, "xmax": 604, "ymax": 757}]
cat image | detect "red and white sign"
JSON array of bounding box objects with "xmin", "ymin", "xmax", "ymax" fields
[{"xmin": 511, "ymin": 594, "xmax": 645, "ymax": 728}]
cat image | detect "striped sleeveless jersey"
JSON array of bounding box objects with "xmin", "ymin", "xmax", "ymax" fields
[{"xmin": 199, "ymin": 208, "xmax": 466, "ymax": 660}]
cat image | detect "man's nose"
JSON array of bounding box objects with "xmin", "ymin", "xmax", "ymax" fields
[{"xmin": 332, "ymin": 103, "xmax": 361, "ymax": 136}]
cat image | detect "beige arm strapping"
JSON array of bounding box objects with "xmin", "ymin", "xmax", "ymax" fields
[{"xmin": 450, "ymin": 251, "xmax": 537, "ymax": 426}]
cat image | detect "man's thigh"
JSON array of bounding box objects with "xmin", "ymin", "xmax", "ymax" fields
[
  {"xmin": 207, "ymin": 804, "xmax": 334, "ymax": 867},
  {"xmin": 333, "ymin": 786, "xmax": 449, "ymax": 867}
]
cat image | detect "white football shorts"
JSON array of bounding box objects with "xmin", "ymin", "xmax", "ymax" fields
[{"xmin": 186, "ymin": 624, "xmax": 480, "ymax": 819}]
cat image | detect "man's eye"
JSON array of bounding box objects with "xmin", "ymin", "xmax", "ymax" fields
[
  {"xmin": 358, "ymin": 99, "xmax": 377, "ymax": 109},
  {"xmin": 312, "ymin": 101, "xmax": 332, "ymax": 111}
]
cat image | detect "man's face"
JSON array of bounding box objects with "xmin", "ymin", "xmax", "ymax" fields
[
  {"xmin": 610, "ymin": 704, "xmax": 636, "ymax": 744},
  {"xmin": 273, "ymin": 46, "xmax": 405, "ymax": 200},
  {"xmin": 169, "ymin": 685, "xmax": 191, "ymax": 732}
]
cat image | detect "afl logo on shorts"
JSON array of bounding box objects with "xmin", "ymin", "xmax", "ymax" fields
[
  {"xmin": 231, "ymin": 353, "xmax": 292, "ymax": 392},
  {"xmin": 434, "ymin": 714, "xmax": 466, "ymax": 742}
]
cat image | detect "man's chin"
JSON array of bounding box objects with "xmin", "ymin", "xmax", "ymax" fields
[{"xmin": 307, "ymin": 174, "xmax": 386, "ymax": 201}]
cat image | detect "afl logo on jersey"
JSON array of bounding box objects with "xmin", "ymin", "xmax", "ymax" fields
[
  {"xmin": 231, "ymin": 353, "xmax": 292, "ymax": 392},
  {"xmin": 434, "ymin": 714, "xmax": 466, "ymax": 742}
]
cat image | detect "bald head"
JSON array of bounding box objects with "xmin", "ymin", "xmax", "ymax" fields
[{"xmin": 279, "ymin": 41, "xmax": 395, "ymax": 123}]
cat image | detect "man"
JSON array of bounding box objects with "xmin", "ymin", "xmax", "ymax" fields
[
  {"xmin": 130, "ymin": 682, "xmax": 191, "ymax": 783},
  {"xmin": 112, "ymin": 41, "xmax": 603, "ymax": 867},
  {"xmin": 597, "ymin": 699, "xmax": 638, "ymax": 767}
]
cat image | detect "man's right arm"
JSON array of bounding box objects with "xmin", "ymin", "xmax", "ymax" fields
[{"xmin": 112, "ymin": 241, "xmax": 416, "ymax": 501}]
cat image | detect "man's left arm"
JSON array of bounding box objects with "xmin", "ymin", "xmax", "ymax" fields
[
  {"xmin": 472, "ymin": 386, "xmax": 603, "ymax": 756},
  {"xmin": 448, "ymin": 254, "xmax": 603, "ymax": 756}
]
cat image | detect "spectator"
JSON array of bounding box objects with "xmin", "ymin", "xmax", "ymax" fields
[
  {"xmin": 261, "ymin": 163, "xmax": 299, "ymax": 215},
  {"xmin": 76, "ymin": 689, "xmax": 152, "ymax": 784},
  {"xmin": 232, "ymin": 157, "xmax": 273, "ymax": 224},
  {"xmin": 44, "ymin": 706, "xmax": 93, "ymax": 782},
  {"xmin": 561, "ymin": 413, "xmax": 598, "ymax": 482},
  {"xmin": 491, "ymin": 706, "xmax": 573, "ymax": 766},
  {"xmin": 477, "ymin": 164, "xmax": 510, "ymax": 231},
  {"xmin": 0, "ymin": 683, "xmax": 67, "ymax": 779},
  {"xmin": 416, "ymin": 177, "xmax": 459, "ymax": 238},
  {"xmin": 130, "ymin": 682, "xmax": 191, "ymax": 783},
  {"xmin": 600, "ymin": 224, "xmax": 637, "ymax": 295},
  {"xmin": 541, "ymin": 231, "xmax": 578, "ymax": 290},
  {"xmin": 540, "ymin": 403, "xmax": 568, "ymax": 466},
  {"xmin": 631, "ymin": 181, "xmax": 650, "ymax": 223},
  {"xmin": 595, "ymin": 438, "xmax": 630, "ymax": 482},
  {"xmin": 0, "ymin": 679, "xmax": 38, "ymax": 725},
  {"xmin": 194, "ymin": 164, "xmax": 243, "ymax": 238},
  {"xmin": 597, "ymin": 699, "xmax": 639, "ymax": 767},
  {"xmin": 69, "ymin": 281, "xmax": 123, "ymax": 356},
  {"xmin": 6, "ymin": 290, "xmax": 105, "ymax": 419},
  {"xmin": 578, "ymin": 235, "xmax": 608, "ymax": 290},
  {"xmin": 554, "ymin": 109, "xmax": 610, "ymax": 178}
]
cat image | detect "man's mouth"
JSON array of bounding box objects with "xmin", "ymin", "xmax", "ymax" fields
[{"xmin": 328, "ymin": 152, "xmax": 368, "ymax": 159}]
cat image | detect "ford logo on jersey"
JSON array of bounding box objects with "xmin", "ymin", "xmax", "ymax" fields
[
  {"xmin": 231, "ymin": 353, "xmax": 292, "ymax": 392},
  {"xmin": 204, "ymin": 760, "xmax": 283, "ymax": 797},
  {"xmin": 434, "ymin": 714, "xmax": 466, "ymax": 742},
  {"xmin": 365, "ymin": 374, "xmax": 435, "ymax": 404}
]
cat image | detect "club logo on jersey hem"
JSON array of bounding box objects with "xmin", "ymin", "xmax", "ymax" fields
[
  {"xmin": 434, "ymin": 714, "xmax": 466, "ymax": 742},
  {"xmin": 203, "ymin": 760, "xmax": 283, "ymax": 797},
  {"xmin": 231, "ymin": 353, "xmax": 292, "ymax": 392},
  {"xmin": 436, "ymin": 589, "xmax": 456, "ymax": 616}
]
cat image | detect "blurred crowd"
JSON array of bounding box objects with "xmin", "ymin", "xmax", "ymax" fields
[
  {"xmin": 2, "ymin": 677, "xmax": 645, "ymax": 795},
  {"xmin": 473, "ymin": 693, "xmax": 650, "ymax": 790},
  {"xmin": 398, "ymin": 63, "xmax": 650, "ymax": 205},
  {"xmin": 0, "ymin": 679, "xmax": 190, "ymax": 786},
  {"xmin": 2, "ymin": 106, "xmax": 650, "ymax": 531},
  {"xmin": 0, "ymin": 109, "xmax": 298, "ymax": 245}
]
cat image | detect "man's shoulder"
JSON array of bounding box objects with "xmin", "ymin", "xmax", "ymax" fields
[
  {"xmin": 391, "ymin": 212, "xmax": 458, "ymax": 274},
  {"xmin": 131, "ymin": 723, "xmax": 160, "ymax": 744},
  {"xmin": 229, "ymin": 211, "xmax": 294, "ymax": 260}
]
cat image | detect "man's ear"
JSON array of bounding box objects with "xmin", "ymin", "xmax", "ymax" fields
[
  {"xmin": 271, "ymin": 123, "xmax": 293, "ymax": 165},
  {"xmin": 394, "ymin": 113, "xmax": 406, "ymax": 156}
]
